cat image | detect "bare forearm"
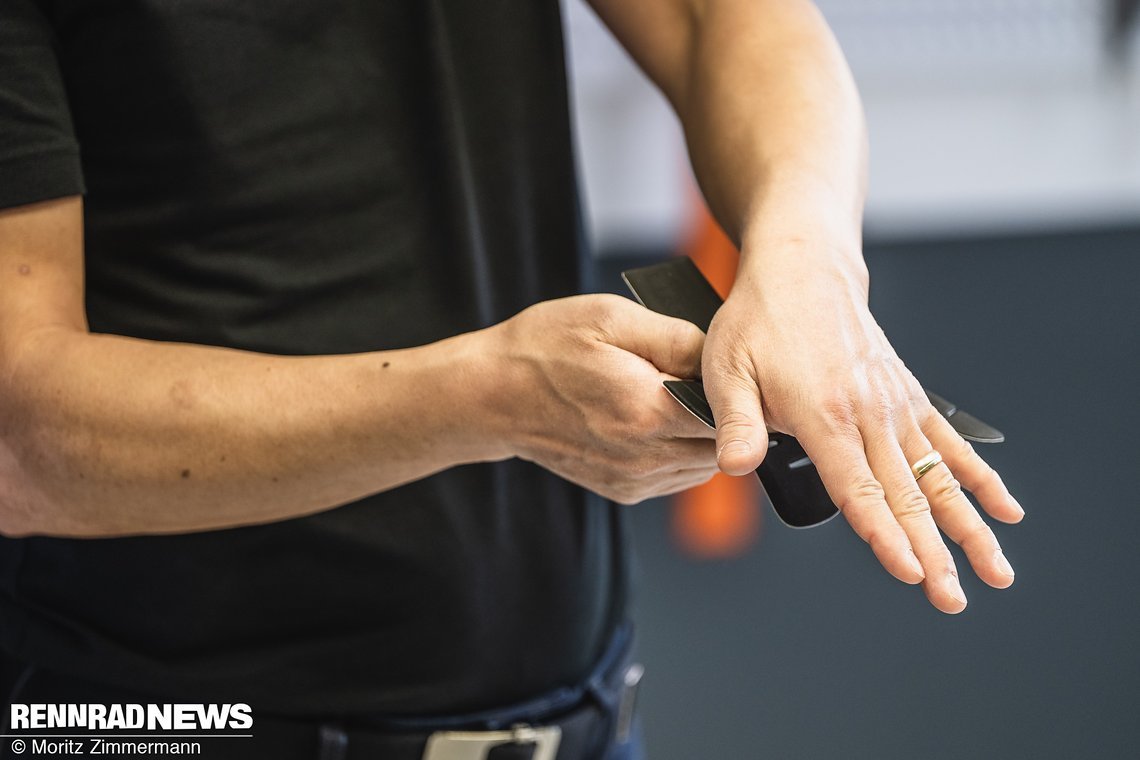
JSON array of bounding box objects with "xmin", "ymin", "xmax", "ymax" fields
[
  {"xmin": 683, "ymin": 0, "xmax": 867, "ymax": 254},
  {"xmin": 593, "ymin": 0, "xmax": 868, "ymax": 266},
  {"xmin": 0, "ymin": 327, "xmax": 505, "ymax": 537}
]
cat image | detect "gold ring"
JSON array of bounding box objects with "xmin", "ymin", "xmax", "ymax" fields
[{"xmin": 910, "ymin": 451, "xmax": 943, "ymax": 481}]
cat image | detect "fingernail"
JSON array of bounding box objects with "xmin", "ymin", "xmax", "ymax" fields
[
  {"xmin": 717, "ymin": 440, "xmax": 752, "ymax": 462},
  {"xmin": 994, "ymin": 550, "xmax": 1015, "ymax": 578},
  {"xmin": 1011, "ymin": 497, "xmax": 1026, "ymax": 518},
  {"xmin": 906, "ymin": 549, "xmax": 925, "ymax": 579},
  {"xmin": 947, "ymin": 574, "xmax": 967, "ymax": 606}
]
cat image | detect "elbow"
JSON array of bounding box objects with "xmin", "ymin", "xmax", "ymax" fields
[
  {"xmin": 0, "ymin": 329, "xmax": 92, "ymax": 537},
  {"xmin": 0, "ymin": 396, "xmax": 35, "ymax": 536},
  {"xmin": 0, "ymin": 413, "xmax": 51, "ymax": 536},
  {"xmin": 0, "ymin": 401, "xmax": 75, "ymax": 538},
  {"xmin": 0, "ymin": 517, "xmax": 34, "ymax": 540},
  {"xmin": 0, "ymin": 452, "xmax": 90, "ymax": 538},
  {"xmin": 0, "ymin": 469, "xmax": 42, "ymax": 538},
  {"xmin": 0, "ymin": 382, "xmax": 38, "ymax": 535}
]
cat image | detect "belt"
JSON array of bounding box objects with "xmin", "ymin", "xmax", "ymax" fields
[
  {"xmin": 1, "ymin": 626, "xmax": 644, "ymax": 760},
  {"xmin": 271, "ymin": 624, "xmax": 643, "ymax": 760},
  {"xmin": 268, "ymin": 696, "xmax": 631, "ymax": 760}
]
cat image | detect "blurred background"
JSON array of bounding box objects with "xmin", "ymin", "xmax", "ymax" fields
[{"xmin": 562, "ymin": 1, "xmax": 1140, "ymax": 758}]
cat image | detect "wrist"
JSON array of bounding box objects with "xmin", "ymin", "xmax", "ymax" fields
[
  {"xmin": 737, "ymin": 233, "xmax": 868, "ymax": 293},
  {"xmin": 735, "ymin": 165, "xmax": 866, "ymax": 274},
  {"xmin": 384, "ymin": 327, "xmax": 517, "ymax": 468},
  {"xmin": 736, "ymin": 199, "xmax": 869, "ymax": 297},
  {"xmin": 449, "ymin": 322, "xmax": 527, "ymax": 463}
]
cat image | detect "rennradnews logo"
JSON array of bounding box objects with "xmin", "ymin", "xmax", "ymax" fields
[{"xmin": 9, "ymin": 703, "xmax": 253, "ymax": 731}]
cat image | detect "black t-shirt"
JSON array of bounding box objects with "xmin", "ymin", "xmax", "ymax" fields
[{"xmin": 0, "ymin": 0, "xmax": 628, "ymax": 716}]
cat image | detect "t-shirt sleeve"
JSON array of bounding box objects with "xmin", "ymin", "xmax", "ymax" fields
[{"xmin": 0, "ymin": 0, "xmax": 85, "ymax": 211}]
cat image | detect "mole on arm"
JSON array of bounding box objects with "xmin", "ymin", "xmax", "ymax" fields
[
  {"xmin": 17, "ymin": 264, "xmax": 30, "ymax": 275},
  {"xmin": 382, "ymin": 361, "xmax": 391, "ymax": 368},
  {"xmin": 181, "ymin": 469, "xmax": 191, "ymax": 479}
]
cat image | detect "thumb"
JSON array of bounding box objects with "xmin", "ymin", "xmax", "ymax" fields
[
  {"xmin": 602, "ymin": 300, "xmax": 705, "ymax": 379},
  {"xmin": 704, "ymin": 362, "xmax": 769, "ymax": 476}
]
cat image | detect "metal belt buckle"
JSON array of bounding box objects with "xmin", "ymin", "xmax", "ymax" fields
[{"xmin": 422, "ymin": 723, "xmax": 561, "ymax": 760}]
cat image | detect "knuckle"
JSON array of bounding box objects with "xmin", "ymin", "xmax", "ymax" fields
[
  {"xmin": 620, "ymin": 482, "xmax": 652, "ymax": 505},
  {"xmin": 959, "ymin": 521, "xmax": 996, "ymax": 554},
  {"xmin": 818, "ymin": 393, "xmax": 858, "ymax": 429},
  {"xmin": 974, "ymin": 461, "xmax": 1001, "ymax": 489},
  {"xmin": 601, "ymin": 457, "xmax": 661, "ymax": 501},
  {"xmin": 605, "ymin": 488, "xmax": 636, "ymax": 506},
  {"xmin": 865, "ymin": 390, "xmax": 899, "ymax": 425},
  {"xmin": 600, "ymin": 475, "xmax": 639, "ymax": 505},
  {"xmin": 860, "ymin": 421, "xmax": 896, "ymax": 451},
  {"xmin": 609, "ymin": 391, "xmax": 658, "ymax": 431},
  {"xmin": 838, "ymin": 478, "xmax": 886, "ymax": 514},
  {"xmin": 957, "ymin": 452, "xmax": 1000, "ymax": 492},
  {"xmin": 663, "ymin": 323, "xmax": 692, "ymax": 373},
  {"xmin": 898, "ymin": 372, "xmax": 929, "ymax": 412},
  {"xmin": 930, "ymin": 471, "xmax": 964, "ymax": 503},
  {"xmin": 591, "ymin": 292, "xmax": 628, "ymax": 315},
  {"xmin": 915, "ymin": 397, "xmax": 942, "ymax": 424},
  {"xmin": 625, "ymin": 406, "xmax": 660, "ymax": 436},
  {"xmin": 586, "ymin": 294, "xmax": 629, "ymax": 332},
  {"xmin": 894, "ymin": 489, "xmax": 932, "ymax": 521},
  {"xmin": 668, "ymin": 318, "xmax": 704, "ymax": 354},
  {"xmin": 715, "ymin": 408, "xmax": 756, "ymax": 434},
  {"xmin": 703, "ymin": 336, "xmax": 750, "ymax": 377},
  {"xmin": 948, "ymin": 433, "xmax": 980, "ymax": 463}
]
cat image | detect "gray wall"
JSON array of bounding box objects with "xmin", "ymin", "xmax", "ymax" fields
[{"xmin": 600, "ymin": 227, "xmax": 1140, "ymax": 759}]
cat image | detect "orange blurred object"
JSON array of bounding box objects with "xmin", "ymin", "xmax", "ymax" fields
[
  {"xmin": 672, "ymin": 202, "xmax": 763, "ymax": 558},
  {"xmin": 673, "ymin": 466, "xmax": 761, "ymax": 558}
]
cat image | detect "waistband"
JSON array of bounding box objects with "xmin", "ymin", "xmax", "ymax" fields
[{"xmin": 1, "ymin": 624, "xmax": 643, "ymax": 760}]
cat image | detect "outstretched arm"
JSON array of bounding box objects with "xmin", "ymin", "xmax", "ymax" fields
[{"xmin": 589, "ymin": 0, "xmax": 1024, "ymax": 613}]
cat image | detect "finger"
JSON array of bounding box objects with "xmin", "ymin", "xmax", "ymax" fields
[
  {"xmin": 654, "ymin": 386, "xmax": 718, "ymax": 440},
  {"xmin": 702, "ymin": 359, "xmax": 768, "ymax": 477},
  {"xmin": 611, "ymin": 464, "xmax": 720, "ymax": 505},
  {"xmin": 601, "ymin": 299, "xmax": 705, "ymax": 379},
  {"xmin": 796, "ymin": 425, "xmax": 926, "ymax": 585},
  {"xmin": 908, "ymin": 417, "xmax": 1016, "ymax": 589},
  {"xmin": 924, "ymin": 413, "xmax": 1025, "ymax": 524},
  {"xmin": 863, "ymin": 422, "xmax": 968, "ymax": 613},
  {"xmin": 649, "ymin": 466, "xmax": 721, "ymax": 499},
  {"xmin": 915, "ymin": 460, "xmax": 1016, "ymax": 590},
  {"xmin": 649, "ymin": 437, "xmax": 718, "ymax": 471},
  {"xmin": 663, "ymin": 410, "xmax": 718, "ymax": 440}
]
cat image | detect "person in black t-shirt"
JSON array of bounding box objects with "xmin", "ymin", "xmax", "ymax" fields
[{"xmin": 0, "ymin": 0, "xmax": 1023, "ymax": 757}]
